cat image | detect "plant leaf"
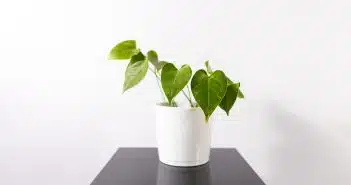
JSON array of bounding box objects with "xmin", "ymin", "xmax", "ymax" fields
[
  {"xmin": 147, "ymin": 50, "xmax": 168, "ymax": 71},
  {"xmin": 109, "ymin": 40, "xmax": 139, "ymax": 60},
  {"xmin": 157, "ymin": 61, "xmax": 168, "ymax": 71},
  {"xmin": 237, "ymin": 88, "xmax": 245, "ymax": 99},
  {"xmin": 161, "ymin": 63, "xmax": 192, "ymax": 104},
  {"xmin": 123, "ymin": 52, "xmax": 148, "ymax": 92},
  {"xmin": 219, "ymin": 82, "xmax": 240, "ymax": 115},
  {"xmin": 204, "ymin": 60, "xmax": 213, "ymax": 74},
  {"xmin": 191, "ymin": 70, "xmax": 227, "ymax": 121},
  {"xmin": 147, "ymin": 50, "xmax": 159, "ymax": 67},
  {"xmin": 227, "ymin": 77, "xmax": 244, "ymax": 99}
]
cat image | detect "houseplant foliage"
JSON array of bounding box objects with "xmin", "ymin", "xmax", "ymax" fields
[{"xmin": 108, "ymin": 40, "xmax": 244, "ymax": 121}]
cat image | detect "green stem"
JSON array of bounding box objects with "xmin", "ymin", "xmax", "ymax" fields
[
  {"xmin": 182, "ymin": 90, "xmax": 194, "ymax": 107},
  {"xmin": 186, "ymin": 85, "xmax": 195, "ymax": 107},
  {"xmin": 149, "ymin": 67, "xmax": 166, "ymax": 102}
]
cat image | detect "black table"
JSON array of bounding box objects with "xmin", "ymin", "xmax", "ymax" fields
[{"xmin": 91, "ymin": 148, "xmax": 266, "ymax": 185}]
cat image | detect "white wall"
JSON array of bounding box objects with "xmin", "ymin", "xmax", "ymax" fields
[{"xmin": 1, "ymin": 0, "xmax": 350, "ymax": 184}]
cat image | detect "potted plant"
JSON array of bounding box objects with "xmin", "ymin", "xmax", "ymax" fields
[{"xmin": 108, "ymin": 40, "xmax": 244, "ymax": 167}]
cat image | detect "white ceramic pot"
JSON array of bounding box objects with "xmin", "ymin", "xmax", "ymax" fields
[{"xmin": 156, "ymin": 104, "xmax": 212, "ymax": 167}]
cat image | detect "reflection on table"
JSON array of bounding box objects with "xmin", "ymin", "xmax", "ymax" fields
[{"xmin": 157, "ymin": 162, "xmax": 211, "ymax": 185}]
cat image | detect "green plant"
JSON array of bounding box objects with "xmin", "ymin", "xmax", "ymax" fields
[{"xmin": 109, "ymin": 40, "xmax": 244, "ymax": 121}]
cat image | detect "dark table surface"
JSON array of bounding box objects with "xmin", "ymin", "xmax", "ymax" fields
[{"xmin": 91, "ymin": 148, "xmax": 266, "ymax": 185}]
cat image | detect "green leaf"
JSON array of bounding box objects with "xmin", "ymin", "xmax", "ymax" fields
[
  {"xmin": 161, "ymin": 63, "xmax": 192, "ymax": 104},
  {"xmin": 219, "ymin": 82, "xmax": 240, "ymax": 115},
  {"xmin": 123, "ymin": 52, "xmax": 148, "ymax": 92},
  {"xmin": 191, "ymin": 70, "xmax": 227, "ymax": 121},
  {"xmin": 227, "ymin": 77, "xmax": 244, "ymax": 99},
  {"xmin": 109, "ymin": 40, "xmax": 139, "ymax": 60},
  {"xmin": 204, "ymin": 60, "xmax": 213, "ymax": 74},
  {"xmin": 227, "ymin": 77, "xmax": 234, "ymax": 84},
  {"xmin": 237, "ymin": 88, "xmax": 245, "ymax": 99},
  {"xmin": 147, "ymin": 50, "xmax": 167, "ymax": 71},
  {"xmin": 147, "ymin": 50, "xmax": 159, "ymax": 67},
  {"xmin": 157, "ymin": 61, "xmax": 168, "ymax": 71}
]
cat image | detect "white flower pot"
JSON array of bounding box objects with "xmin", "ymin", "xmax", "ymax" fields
[{"xmin": 156, "ymin": 104, "xmax": 212, "ymax": 167}]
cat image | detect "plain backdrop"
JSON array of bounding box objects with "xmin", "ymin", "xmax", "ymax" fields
[{"xmin": 0, "ymin": 0, "xmax": 350, "ymax": 184}]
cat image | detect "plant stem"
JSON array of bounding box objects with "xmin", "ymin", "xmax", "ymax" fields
[
  {"xmin": 149, "ymin": 67, "xmax": 166, "ymax": 102},
  {"xmin": 186, "ymin": 85, "xmax": 195, "ymax": 107},
  {"xmin": 182, "ymin": 90, "xmax": 194, "ymax": 107}
]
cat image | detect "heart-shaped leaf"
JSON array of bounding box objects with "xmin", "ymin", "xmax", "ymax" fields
[
  {"xmin": 219, "ymin": 82, "xmax": 240, "ymax": 115},
  {"xmin": 161, "ymin": 63, "xmax": 192, "ymax": 104},
  {"xmin": 147, "ymin": 50, "xmax": 167, "ymax": 71},
  {"xmin": 123, "ymin": 52, "xmax": 148, "ymax": 92},
  {"xmin": 191, "ymin": 70, "xmax": 227, "ymax": 121},
  {"xmin": 109, "ymin": 40, "xmax": 139, "ymax": 60},
  {"xmin": 205, "ymin": 60, "xmax": 244, "ymax": 99}
]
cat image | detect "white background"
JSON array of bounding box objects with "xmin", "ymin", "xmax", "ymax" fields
[{"xmin": 1, "ymin": 0, "xmax": 350, "ymax": 184}]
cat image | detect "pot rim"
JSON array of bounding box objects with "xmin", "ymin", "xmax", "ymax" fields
[{"xmin": 156, "ymin": 103, "xmax": 200, "ymax": 111}]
